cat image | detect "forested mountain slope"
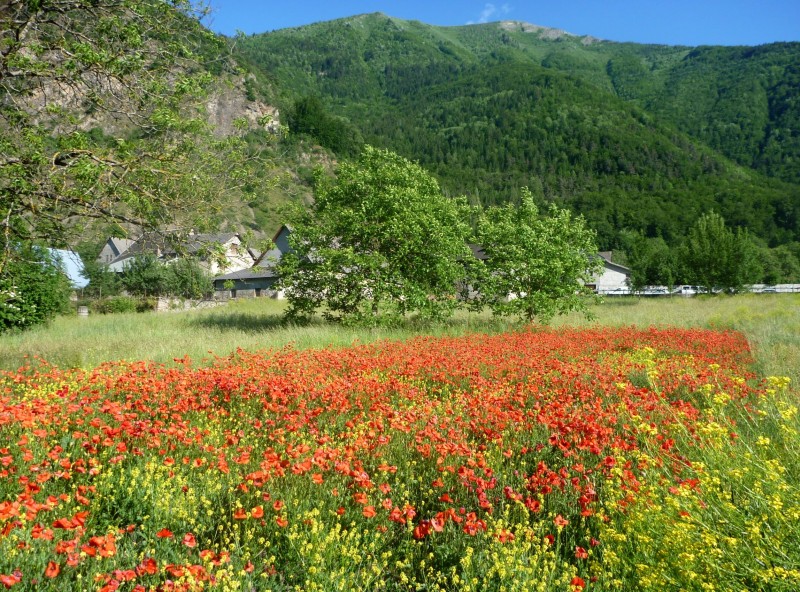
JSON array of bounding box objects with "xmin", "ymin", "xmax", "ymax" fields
[{"xmin": 234, "ymin": 14, "xmax": 800, "ymax": 249}]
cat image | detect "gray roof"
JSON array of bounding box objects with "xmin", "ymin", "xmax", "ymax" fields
[
  {"xmin": 214, "ymin": 266, "xmax": 279, "ymax": 281},
  {"xmin": 213, "ymin": 247, "xmax": 283, "ymax": 282},
  {"xmin": 108, "ymin": 232, "xmax": 242, "ymax": 265},
  {"xmin": 108, "ymin": 237, "xmax": 135, "ymax": 256},
  {"xmin": 598, "ymin": 258, "xmax": 631, "ymax": 275},
  {"xmin": 183, "ymin": 233, "xmax": 239, "ymax": 255}
]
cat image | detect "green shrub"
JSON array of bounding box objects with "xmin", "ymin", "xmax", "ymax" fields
[
  {"xmin": 136, "ymin": 297, "xmax": 157, "ymax": 312},
  {"xmin": 0, "ymin": 244, "xmax": 72, "ymax": 332},
  {"xmin": 90, "ymin": 296, "xmax": 138, "ymax": 314}
]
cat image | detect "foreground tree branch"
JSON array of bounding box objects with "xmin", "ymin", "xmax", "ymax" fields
[{"xmin": 0, "ymin": 0, "xmax": 266, "ymax": 275}]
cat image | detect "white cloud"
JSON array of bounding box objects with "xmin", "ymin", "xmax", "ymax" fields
[
  {"xmin": 479, "ymin": 3, "xmax": 496, "ymax": 23},
  {"xmin": 467, "ymin": 3, "xmax": 512, "ymax": 25}
]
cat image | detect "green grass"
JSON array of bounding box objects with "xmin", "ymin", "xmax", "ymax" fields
[
  {"xmin": 556, "ymin": 294, "xmax": 800, "ymax": 384},
  {"xmin": 2, "ymin": 294, "xmax": 799, "ymax": 384},
  {"xmin": 0, "ymin": 299, "xmax": 507, "ymax": 371}
]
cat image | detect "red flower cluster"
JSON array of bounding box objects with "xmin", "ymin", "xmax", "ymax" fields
[{"xmin": 0, "ymin": 327, "xmax": 758, "ymax": 588}]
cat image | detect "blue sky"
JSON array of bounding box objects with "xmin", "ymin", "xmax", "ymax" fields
[{"xmin": 208, "ymin": 1, "xmax": 800, "ymax": 46}]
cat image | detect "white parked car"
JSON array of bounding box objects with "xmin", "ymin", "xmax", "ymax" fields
[
  {"xmin": 672, "ymin": 285, "xmax": 707, "ymax": 296},
  {"xmin": 604, "ymin": 286, "xmax": 632, "ymax": 296},
  {"xmin": 638, "ymin": 286, "xmax": 669, "ymax": 296}
]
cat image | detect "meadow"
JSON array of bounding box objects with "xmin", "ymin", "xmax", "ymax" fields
[
  {"xmin": 2, "ymin": 295, "xmax": 799, "ymax": 382},
  {"xmin": 0, "ymin": 295, "xmax": 798, "ymax": 591}
]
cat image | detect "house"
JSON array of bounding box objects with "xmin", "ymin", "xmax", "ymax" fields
[
  {"xmin": 460, "ymin": 244, "xmax": 628, "ymax": 299},
  {"xmin": 102, "ymin": 232, "xmax": 254, "ymax": 274},
  {"xmin": 178, "ymin": 232, "xmax": 253, "ymax": 275},
  {"xmin": 97, "ymin": 237, "xmax": 136, "ymax": 265},
  {"xmin": 589, "ymin": 251, "xmax": 631, "ymax": 294},
  {"xmin": 213, "ymin": 226, "xmax": 292, "ymax": 299}
]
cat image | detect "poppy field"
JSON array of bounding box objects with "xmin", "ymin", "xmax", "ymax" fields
[{"xmin": 1, "ymin": 326, "xmax": 798, "ymax": 591}]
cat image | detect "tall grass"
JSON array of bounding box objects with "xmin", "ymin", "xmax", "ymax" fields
[
  {"xmin": 1, "ymin": 295, "xmax": 798, "ymax": 383},
  {"xmin": 0, "ymin": 299, "xmax": 509, "ymax": 370}
]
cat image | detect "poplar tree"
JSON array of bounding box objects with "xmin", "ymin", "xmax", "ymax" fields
[{"xmin": 682, "ymin": 211, "xmax": 759, "ymax": 291}]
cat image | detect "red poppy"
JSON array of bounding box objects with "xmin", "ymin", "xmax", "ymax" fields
[
  {"xmin": 0, "ymin": 573, "xmax": 21, "ymax": 588},
  {"xmin": 136, "ymin": 557, "xmax": 158, "ymax": 576},
  {"xmin": 413, "ymin": 521, "xmax": 431, "ymax": 540},
  {"xmin": 570, "ymin": 576, "xmax": 586, "ymax": 590},
  {"xmin": 44, "ymin": 562, "xmax": 60, "ymax": 578},
  {"xmin": 495, "ymin": 529, "xmax": 515, "ymax": 543}
]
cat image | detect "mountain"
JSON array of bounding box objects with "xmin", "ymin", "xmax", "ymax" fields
[{"xmin": 232, "ymin": 14, "xmax": 800, "ymax": 249}]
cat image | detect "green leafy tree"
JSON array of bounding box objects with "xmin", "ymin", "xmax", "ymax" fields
[
  {"xmin": 471, "ymin": 188, "xmax": 602, "ymax": 322},
  {"xmin": 79, "ymin": 259, "xmax": 123, "ymax": 298},
  {"xmin": 0, "ymin": 0, "xmax": 269, "ymax": 274},
  {"xmin": 620, "ymin": 230, "xmax": 677, "ymax": 290},
  {"xmin": 287, "ymin": 95, "xmax": 363, "ymax": 156},
  {"xmin": 121, "ymin": 255, "xmax": 168, "ymax": 297},
  {"xmin": 166, "ymin": 257, "xmax": 212, "ymax": 299},
  {"xmin": 279, "ymin": 146, "xmax": 471, "ymax": 325},
  {"xmin": 0, "ymin": 245, "xmax": 71, "ymax": 331},
  {"xmin": 756, "ymin": 243, "xmax": 800, "ymax": 284},
  {"xmin": 682, "ymin": 211, "xmax": 760, "ymax": 291}
]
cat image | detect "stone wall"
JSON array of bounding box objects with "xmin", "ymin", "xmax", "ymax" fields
[{"xmin": 155, "ymin": 297, "xmax": 225, "ymax": 313}]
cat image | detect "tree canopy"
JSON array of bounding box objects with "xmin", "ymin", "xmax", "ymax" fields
[
  {"xmin": 0, "ymin": 0, "xmax": 263, "ymax": 274},
  {"xmin": 681, "ymin": 212, "xmax": 760, "ymax": 291},
  {"xmin": 279, "ymin": 146, "xmax": 471, "ymax": 325},
  {"xmin": 0, "ymin": 244, "xmax": 71, "ymax": 332},
  {"xmin": 471, "ymin": 188, "xmax": 602, "ymax": 322}
]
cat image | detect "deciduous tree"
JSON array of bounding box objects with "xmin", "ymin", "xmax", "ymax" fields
[
  {"xmin": 681, "ymin": 211, "xmax": 760, "ymax": 291},
  {"xmin": 0, "ymin": 244, "xmax": 71, "ymax": 331},
  {"xmin": 279, "ymin": 146, "xmax": 470, "ymax": 325},
  {"xmin": 471, "ymin": 187, "xmax": 601, "ymax": 322},
  {"xmin": 0, "ymin": 0, "xmax": 263, "ymax": 274},
  {"xmin": 620, "ymin": 230, "xmax": 677, "ymax": 290}
]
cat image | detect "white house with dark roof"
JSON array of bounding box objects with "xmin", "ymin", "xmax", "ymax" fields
[
  {"xmin": 212, "ymin": 226, "xmax": 291, "ymax": 298},
  {"xmin": 177, "ymin": 232, "xmax": 253, "ymax": 275},
  {"xmin": 101, "ymin": 232, "xmax": 255, "ymax": 274},
  {"xmin": 97, "ymin": 237, "xmax": 136, "ymax": 265},
  {"xmin": 589, "ymin": 251, "xmax": 632, "ymax": 294}
]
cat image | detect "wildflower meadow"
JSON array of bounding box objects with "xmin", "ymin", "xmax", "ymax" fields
[{"xmin": 1, "ymin": 326, "xmax": 798, "ymax": 591}]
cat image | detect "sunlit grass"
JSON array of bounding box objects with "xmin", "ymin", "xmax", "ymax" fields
[{"xmin": 2, "ymin": 295, "xmax": 798, "ymax": 382}]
